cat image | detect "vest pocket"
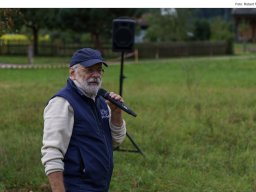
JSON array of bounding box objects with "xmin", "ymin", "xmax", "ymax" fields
[
  {"xmin": 64, "ymin": 146, "xmax": 84, "ymax": 177},
  {"xmin": 79, "ymin": 147, "xmax": 109, "ymax": 187}
]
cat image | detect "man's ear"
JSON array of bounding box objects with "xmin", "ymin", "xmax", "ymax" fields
[{"xmin": 69, "ymin": 68, "xmax": 75, "ymax": 80}]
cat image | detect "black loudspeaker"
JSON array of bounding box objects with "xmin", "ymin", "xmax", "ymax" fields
[{"xmin": 112, "ymin": 18, "xmax": 136, "ymax": 52}]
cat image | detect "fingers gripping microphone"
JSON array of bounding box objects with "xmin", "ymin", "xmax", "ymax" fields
[{"xmin": 98, "ymin": 88, "xmax": 137, "ymax": 117}]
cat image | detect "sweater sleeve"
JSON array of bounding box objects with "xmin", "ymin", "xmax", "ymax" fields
[
  {"xmin": 41, "ymin": 97, "xmax": 74, "ymax": 175},
  {"xmin": 107, "ymin": 106, "xmax": 127, "ymax": 148}
]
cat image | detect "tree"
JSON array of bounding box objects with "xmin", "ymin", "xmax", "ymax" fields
[
  {"xmin": 57, "ymin": 9, "xmax": 143, "ymax": 50},
  {"xmin": 19, "ymin": 9, "xmax": 58, "ymax": 55},
  {"xmin": 1, "ymin": 8, "xmax": 146, "ymax": 55},
  {"xmin": 193, "ymin": 19, "xmax": 211, "ymax": 41},
  {"xmin": 144, "ymin": 9, "xmax": 192, "ymax": 42},
  {"xmin": 209, "ymin": 17, "xmax": 234, "ymax": 54},
  {"xmin": 0, "ymin": 9, "xmax": 22, "ymax": 35},
  {"xmin": 237, "ymin": 20, "xmax": 251, "ymax": 52},
  {"xmin": 192, "ymin": 8, "xmax": 232, "ymax": 21},
  {"xmin": 210, "ymin": 17, "xmax": 233, "ymax": 40}
]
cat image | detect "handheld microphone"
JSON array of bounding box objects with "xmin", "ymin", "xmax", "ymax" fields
[{"xmin": 98, "ymin": 88, "xmax": 137, "ymax": 117}]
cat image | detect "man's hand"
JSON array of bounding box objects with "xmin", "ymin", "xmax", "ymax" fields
[{"xmin": 106, "ymin": 92, "xmax": 124, "ymax": 127}]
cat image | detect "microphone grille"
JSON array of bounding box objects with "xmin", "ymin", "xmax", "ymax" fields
[{"xmin": 98, "ymin": 88, "xmax": 107, "ymax": 96}]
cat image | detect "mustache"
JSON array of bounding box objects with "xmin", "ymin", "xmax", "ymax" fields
[{"xmin": 87, "ymin": 77, "xmax": 101, "ymax": 84}]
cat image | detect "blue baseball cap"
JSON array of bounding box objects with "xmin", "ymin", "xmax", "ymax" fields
[{"xmin": 70, "ymin": 48, "xmax": 108, "ymax": 68}]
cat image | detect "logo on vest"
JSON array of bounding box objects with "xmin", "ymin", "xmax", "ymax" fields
[{"xmin": 100, "ymin": 109, "xmax": 110, "ymax": 119}]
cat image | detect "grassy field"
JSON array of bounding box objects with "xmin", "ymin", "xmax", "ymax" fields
[{"xmin": 1, "ymin": 55, "xmax": 256, "ymax": 191}]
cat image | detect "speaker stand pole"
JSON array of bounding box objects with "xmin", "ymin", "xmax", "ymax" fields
[
  {"xmin": 117, "ymin": 51, "xmax": 145, "ymax": 157},
  {"xmin": 119, "ymin": 52, "xmax": 125, "ymax": 96}
]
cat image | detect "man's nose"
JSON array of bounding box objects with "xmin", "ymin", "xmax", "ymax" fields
[{"xmin": 91, "ymin": 71, "xmax": 101, "ymax": 77}]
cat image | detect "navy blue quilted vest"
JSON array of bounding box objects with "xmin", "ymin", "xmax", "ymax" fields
[{"xmin": 54, "ymin": 79, "xmax": 113, "ymax": 192}]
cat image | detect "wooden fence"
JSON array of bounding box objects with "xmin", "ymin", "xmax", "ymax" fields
[
  {"xmin": 0, "ymin": 40, "xmax": 232, "ymax": 59},
  {"xmin": 136, "ymin": 41, "xmax": 232, "ymax": 59}
]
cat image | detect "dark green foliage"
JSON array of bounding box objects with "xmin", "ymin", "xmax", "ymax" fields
[
  {"xmin": 192, "ymin": 8, "xmax": 232, "ymax": 21},
  {"xmin": 57, "ymin": 9, "xmax": 142, "ymax": 49},
  {"xmin": 145, "ymin": 9, "xmax": 193, "ymax": 42},
  {"xmin": 19, "ymin": 9, "xmax": 59, "ymax": 55},
  {"xmin": 193, "ymin": 19, "xmax": 211, "ymax": 41},
  {"xmin": 0, "ymin": 9, "xmax": 22, "ymax": 34}
]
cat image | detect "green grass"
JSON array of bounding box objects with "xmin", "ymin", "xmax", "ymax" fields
[{"xmin": 1, "ymin": 55, "xmax": 256, "ymax": 191}]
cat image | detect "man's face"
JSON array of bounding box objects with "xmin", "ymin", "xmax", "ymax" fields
[{"xmin": 71, "ymin": 63, "xmax": 103, "ymax": 97}]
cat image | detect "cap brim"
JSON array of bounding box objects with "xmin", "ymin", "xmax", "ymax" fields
[{"xmin": 80, "ymin": 59, "xmax": 108, "ymax": 67}]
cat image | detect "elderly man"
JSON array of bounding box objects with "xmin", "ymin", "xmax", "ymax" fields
[{"xmin": 41, "ymin": 48, "xmax": 126, "ymax": 192}]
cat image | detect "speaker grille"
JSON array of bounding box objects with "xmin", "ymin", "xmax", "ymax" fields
[{"xmin": 112, "ymin": 19, "xmax": 135, "ymax": 52}]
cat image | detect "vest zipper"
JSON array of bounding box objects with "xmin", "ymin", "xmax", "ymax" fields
[
  {"xmin": 92, "ymin": 100, "xmax": 111, "ymax": 171},
  {"xmin": 89, "ymin": 100, "xmax": 101, "ymax": 133}
]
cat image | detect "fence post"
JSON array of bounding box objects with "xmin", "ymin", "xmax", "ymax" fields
[
  {"xmin": 135, "ymin": 49, "xmax": 139, "ymax": 63},
  {"xmin": 28, "ymin": 44, "xmax": 33, "ymax": 65}
]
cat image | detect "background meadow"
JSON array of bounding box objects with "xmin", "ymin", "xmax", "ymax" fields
[{"xmin": 1, "ymin": 55, "xmax": 256, "ymax": 191}]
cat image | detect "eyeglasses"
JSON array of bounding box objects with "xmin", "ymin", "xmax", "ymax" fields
[{"xmin": 80, "ymin": 67, "xmax": 104, "ymax": 75}]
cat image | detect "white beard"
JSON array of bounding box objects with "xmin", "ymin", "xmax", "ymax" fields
[{"xmin": 75, "ymin": 76, "xmax": 102, "ymax": 98}]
